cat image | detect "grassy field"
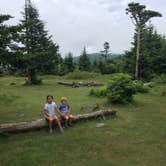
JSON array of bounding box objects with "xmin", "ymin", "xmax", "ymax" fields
[{"xmin": 0, "ymin": 75, "xmax": 166, "ymax": 166}]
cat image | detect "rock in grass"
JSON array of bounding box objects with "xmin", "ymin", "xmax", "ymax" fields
[
  {"xmin": 17, "ymin": 113, "xmax": 25, "ymax": 118},
  {"xmin": 96, "ymin": 123, "xmax": 105, "ymax": 128},
  {"xmin": 10, "ymin": 82, "xmax": 16, "ymax": 85}
]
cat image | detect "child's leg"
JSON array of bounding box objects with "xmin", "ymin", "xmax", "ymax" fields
[
  {"xmin": 46, "ymin": 116, "xmax": 53, "ymax": 133},
  {"xmin": 68, "ymin": 115, "xmax": 74, "ymax": 125},
  {"xmin": 48, "ymin": 120, "xmax": 53, "ymax": 130},
  {"xmin": 61, "ymin": 115, "xmax": 69, "ymax": 127},
  {"xmin": 53, "ymin": 116, "xmax": 64, "ymax": 132},
  {"xmin": 65, "ymin": 116, "xmax": 69, "ymax": 126}
]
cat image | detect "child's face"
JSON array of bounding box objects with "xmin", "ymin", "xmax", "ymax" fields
[
  {"xmin": 62, "ymin": 100, "xmax": 67, "ymax": 105},
  {"xmin": 47, "ymin": 96, "xmax": 53, "ymax": 103}
]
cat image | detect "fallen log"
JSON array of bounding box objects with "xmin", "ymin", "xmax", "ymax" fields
[
  {"xmin": 0, "ymin": 109, "xmax": 116, "ymax": 134},
  {"xmin": 57, "ymin": 81, "xmax": 104, "ymax": 87}
]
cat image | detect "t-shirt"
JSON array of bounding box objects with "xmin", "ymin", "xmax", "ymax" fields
[
  {"xmin": 44, "ymin": 102, "xmax": 57, "ymax": 116},
  {"xmin": 59, "ymin": 104, "xmax": 70, "ymax": 113}
]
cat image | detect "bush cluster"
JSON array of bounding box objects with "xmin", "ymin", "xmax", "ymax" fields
[
  {"xmin": 89, "ymin": 73, "xmax": 149, "ymax": 104},
  {"xmin": 89, "ymin": 86, "xmax": 107, "ymax": 97},
  {"xmin": 151, "ymin": 74, "xmax": 166, "ymax": 84},
  {"xmin": 107, "ymin": 73, "xmax": 137, "ymax": 103}
]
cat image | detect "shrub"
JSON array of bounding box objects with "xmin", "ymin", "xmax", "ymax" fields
[
  {"xmin": 161, "ymin": 89, "xmax": 166, "ymax": 96},
  {"xmin": 107, "ymin": 73, "xmax": 137, "ymax": 104},
  {"xmin": 151, "ymin": 74, "xmax": 166, "ymax": 84},
  {"xmin": 65, "ymin": 71, "xmax": 100, "ymax": 80},
  {"xmin": 89, "ymin": 86, "xmax": 107, "ymax": 97},
  {"xmin": 143, "ymin": 82, "xmax": 154, "ymax": 88},
  {"xmin": 151, "ymin": 85, "xmax": 166, "ymax": 96},
  {"xmin": 133, "ymin": 80, "xmax": 150, "ymax": 93},
  {"xmin": 0, "ymin": 68, "xmax": 4, "ymax": 76},
  {"xmin": 0, "ymin": 68, "xmax": 9, "ymax": 76}
]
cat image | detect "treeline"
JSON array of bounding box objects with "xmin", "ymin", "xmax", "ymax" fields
[
  {"xmin": 0, "ymin": 1, "xmax": 166, "ymax": 84},
  {"xmin": 122, "ymin": 24, "xmax": 166, "ymax": 80}
]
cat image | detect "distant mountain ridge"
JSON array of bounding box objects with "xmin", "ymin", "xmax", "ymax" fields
[{"xmin": 73, "ymin": 53, "xmax": 122, "ymax": 63}]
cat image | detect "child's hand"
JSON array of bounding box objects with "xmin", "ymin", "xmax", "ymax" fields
[{"xmin": 61, "ymin": 113, "xmax": 65, "ymax": 116}]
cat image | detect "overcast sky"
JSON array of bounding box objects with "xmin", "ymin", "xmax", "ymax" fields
[{"xmin": 0, "ymin": 0, "xmax": 166, "ymax": 56}]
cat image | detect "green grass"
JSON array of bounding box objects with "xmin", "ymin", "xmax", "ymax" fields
[{"xmin": 0, "ymin": 75, "xmax": 166, "ymax": 166}]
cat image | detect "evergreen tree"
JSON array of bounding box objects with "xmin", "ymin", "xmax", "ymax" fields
[
  {"xmin": 126, "ymin": 2, "xmax": 162, "ymax": 79},
  {"xmin": 101, "ymin": 42, "xmax": 110, "ymax": 60},
  {"xmin": 98, "ymin": 42, "xmax": 113, "ymax": 74},
  {"xmin": 156, "ymin": 37, "xmax": 166, "ymax": 74},
  {"xmin": 58, "ymin": 52, "xmax": 75, "ymax": 75},
  {"xmin": 98, "ymin": 59, "xmax": 117, "ymax": 74},
  {"xmin": 13, "ymin": 0, "xmax": 60, "ymax": 84},
  {"xmin": 139, "ymin": 25, "xmax": 163, "ymax": 78},
  {"xmin": 123, "ymin": 24, "xmax": 166, "ymax": 80},
  {"xmin": 0, "ymin": 14, "xmax": 18, "ymax": 70},
  {"xmin": 64, "ymin": 52, "xmax": 75, "ymax": 73},
  {"xmin": 78, "ymin": 47, "xmax": 91, "ymax": 71},
  {"xmin": 92, "ymin": 59, "xmax": 99, "ymax": 72}
]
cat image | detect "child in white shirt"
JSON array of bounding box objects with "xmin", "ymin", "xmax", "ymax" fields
[{"xmin": 44, "ymin": 95, "xmax": 64, "ymax": 134}]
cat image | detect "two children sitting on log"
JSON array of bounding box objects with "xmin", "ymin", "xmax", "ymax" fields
[{"xmin": 44, "ymin": 95, "xmax": 74, "ymax": 134}]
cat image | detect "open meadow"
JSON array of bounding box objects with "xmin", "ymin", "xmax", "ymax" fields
[
  {"xmin": 1, "ymin": 0, "xmax": 166, "ymax": 165},
  {"xmin": 0, "ymin": 75, "xmax": 166, "ymax": 166}
]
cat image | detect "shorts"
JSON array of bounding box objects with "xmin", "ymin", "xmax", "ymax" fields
[
  {"xmin": 61, "ymin": 113, "xmax": 73, "ymax": 119},
  {"xmin": 45, "ymin": 115, "xmax": 58, "ymax": 121}
]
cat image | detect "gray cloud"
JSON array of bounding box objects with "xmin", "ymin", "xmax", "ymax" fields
[{"xmin": 0, "ymin": 0, "xmax": 165, "ymax": 56}]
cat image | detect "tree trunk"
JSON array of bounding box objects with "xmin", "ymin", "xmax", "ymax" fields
[
  {"xmin": 0, "ymin": 109, "xmax": 116, "ymax": 134},
  {"xmin": 57, "ymin": 81, "xmax": 104, "ymax": 87},
  {"xmin": 26, "ymin": 68, "xmax": 38, "ymax": 85},
  {"xmin": 135, "ymin": 26, "xmax": 141, "ymax": 79}
]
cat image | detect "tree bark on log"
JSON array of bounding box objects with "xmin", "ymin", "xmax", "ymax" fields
[
  {"xmin": 57, "ymin": 81, "xmax": 104, "ymax": 87},
  {"xmin": 0, "ymin": 109, "xmax": 116, "ymax": 134}
]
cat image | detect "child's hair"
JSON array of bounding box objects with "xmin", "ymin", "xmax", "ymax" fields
[
  {"xmin": 46, "ymin": 95, "xmax": 53, "ymax": 100},
  {"xmin": 61, "ymin": 97, "xmax": 68, "ymax": 102}
]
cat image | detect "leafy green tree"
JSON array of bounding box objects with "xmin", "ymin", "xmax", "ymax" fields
[
  {"xmin": 126, "ymin": 2, "xmax": 162, "ymax": 79},
  {"xmin": 78, "ymin": 47, "xmax": 91, "ymax": 71},
  {"xmin": 13, "ymin": 0, "xmax": 60, "ymax": 84}
]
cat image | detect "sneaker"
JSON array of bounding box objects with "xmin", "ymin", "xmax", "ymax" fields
[
  {"xmin": 60, "ymin": 128, "xmax": 64, "ymax": 134},
  {"xmin": 65, "ymin": 123, "xmax": 69, "ymax": 128},
  {"xmin": 49, "ymin": 129, "xmax": 53, "ymax": 134},
  {"xmin": 68, "ymin": 123, "xmax": 73, "ymax": 127}
]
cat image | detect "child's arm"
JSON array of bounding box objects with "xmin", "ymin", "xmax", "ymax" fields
[
  {"xmin": 68, "ymin": 105, "xmax": 72, "ymax": 114},
  {"xmin": 44, "ymin": 109, "xmax": 50, "ymax": 117},
  {"xmin": 55, "ymin": 107, "xmax": 64, "ymax": 116},
  {"xmin": 44, "ymin": 104, "xmax": 50, "ymax": 117}
]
